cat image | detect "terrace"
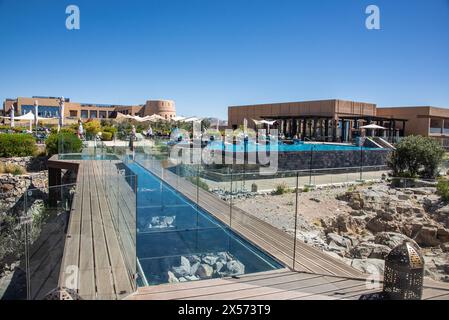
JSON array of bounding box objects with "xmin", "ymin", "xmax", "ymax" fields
[{"xmin": 31, "ymin": 142, "xmax": 449, "ymax": 300}]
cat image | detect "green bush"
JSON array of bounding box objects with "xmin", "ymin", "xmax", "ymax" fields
[
  {"xmin": 102, "ymin": 126, "xmax": 117, "ymax": 135},
  {"xmin": 101, "ymin": 131, "xmax": 113, "ymax": 141},
  {"xmin": 437, "ymin": 177, "xmax": 449, "ymax": 203},
  {"xmin": 45, "ymin": 132, "xmax": 82, "ymax": 155},
  {"xmin": 273, "ymin": 182, "xmax": 289, "ymax": 195},
  {"xmin": 0, "ymin": 133, "xmax": 37, "ymax": 157},
  {"xmin": 388, "ymin": 135, "xmax": 445, "ymax": 179}
]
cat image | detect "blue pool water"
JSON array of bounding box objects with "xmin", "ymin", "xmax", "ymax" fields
[
  {"xmin": 207, "ymin": 141, "xmax": 379, "ymax": 152},
  {"xmin": 126, "ymin": 162, "xmax": 283, "ymax": 285}
]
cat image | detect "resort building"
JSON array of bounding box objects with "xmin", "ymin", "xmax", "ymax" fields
[
  {"xmin": 228, "ymin": 99, "xmax": 408, "ymax": 142},
  {"xmin": 377, "ymin": 106, "xmax": 449, "ymax": 146},
  {"xmin": 2, "ymin": 96, "xmax": 176, "ymax": 121}
]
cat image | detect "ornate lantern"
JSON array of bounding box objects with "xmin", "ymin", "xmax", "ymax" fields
[{"xmin": 383, "ymin": 241, "xmax": 424, "ymax": 300}]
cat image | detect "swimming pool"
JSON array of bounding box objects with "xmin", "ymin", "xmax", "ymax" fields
[
  {"xmin": 126, "ymin": 162, "xmax": 283, "ymax": 285},
  {"xmin": 207, "ymin": 141, "xmax": 379, "ymax": 152}
]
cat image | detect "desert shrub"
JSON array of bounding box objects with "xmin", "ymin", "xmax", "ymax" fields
[
  {"xmin": 273, "ymin": 182, "xmax": 289, "ymax": 195},
  {"xmin": 0, "ymin": 163, "xmax": 26, "ymax": 175},
  {"xmin": 388, "ymin": 135, "xmax": 445, "ymax": 179},
  {"xmin": 437, "ymin": 177, "xmax": 449, "ymax": 203},
  {"xmin": 101, "ymin": 131, "xmax": 113, "ymax": 141},
  {"xmin": 0, "ymin": 133, "xmax": 37, "ymax": 157},
  {"xmin": 45, "ymin": 132, "xmax": 82, "ymax": 155}
]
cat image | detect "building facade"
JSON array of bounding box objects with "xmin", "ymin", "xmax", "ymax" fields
[
  {"xmin": 378, "ymin": 106, "xmax": 449, "ymax": 145},
  {"xmin": 2, "ymin": 96, "xmax": 176, "ymax": 121},
  {"xmin": 228, "ymin": 99, "xmax": 406, "ymax": 142}
]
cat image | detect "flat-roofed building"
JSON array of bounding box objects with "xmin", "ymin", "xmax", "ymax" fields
[
  {"xmin": 377, "ymin": 106, "xmax": 449, "ymax": 146},
  {"xmin": 2, "ymin": 96, "xmax": 176, "ymax": 121},
  {"xmin": 228, "ymin": 99, "xmax": 407, "ymax": 142}
]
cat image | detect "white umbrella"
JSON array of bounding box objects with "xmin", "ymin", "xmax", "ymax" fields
[
  {"xmin": 360, "ymin": 124, "xmax": 386, "ymax": 130},
  {"xmin": 10, "ymin": 107, "xmax": 14, "ymax": 128},
  {"xmin": 147, "ymin": 114, "xmax": 166, "ymax": 122},
  {"xmin": 34, "ymin": 100, "xmax": 39, "ymax": 127},
  {"xmin": 58, "ymin": 97, "xmax": 65, "ymax": 132}
]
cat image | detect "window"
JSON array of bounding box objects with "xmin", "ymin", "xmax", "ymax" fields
[
  {"xmin": 165, "ymin": 114, "xmax": 168, "ymax": 119},
  {"xmin": 69, "ymin": 110, "xmax": 78, "ymax": 117},
  {"xmin": 81, "ymin": 110, "xmax": 89, "ymax": 119},
  {"xmin": 99, "ymin": 111, "xmax": 107, "ymax": 118},
  {"xmin": 90, "ymin": 110, "xmax": 98, "ymax": 118}
]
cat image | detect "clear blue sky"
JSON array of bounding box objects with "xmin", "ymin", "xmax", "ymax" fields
[{"xmin": 1, "ymin": 0, "xmax": 448, "ymax": 119}]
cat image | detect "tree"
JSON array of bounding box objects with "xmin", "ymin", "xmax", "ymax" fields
[{"xmin": 388, "ymin": 135, "xmax": 445, "ymax": 179}]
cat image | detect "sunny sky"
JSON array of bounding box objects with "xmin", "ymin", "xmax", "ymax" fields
[{"xmin": 0, "ymin": 0, "xmax": 448, "ymax": 119}]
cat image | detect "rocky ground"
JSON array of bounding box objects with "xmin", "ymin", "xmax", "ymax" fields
[
  {"xmin": 232, "ymin": 181, "xmax": 449, "ymax": 282},
  {"xmin": 166, "ymin": 252, "xmax": 245, "ymax": 284}
]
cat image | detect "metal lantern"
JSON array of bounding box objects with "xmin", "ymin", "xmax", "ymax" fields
[{"xmin": 383, "ymin": 241, "xmax": 424, "ymax": 300}]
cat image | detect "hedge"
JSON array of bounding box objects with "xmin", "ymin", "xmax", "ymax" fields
[
  {"xmin": 101, "ymin": 131, "xmax": 113, "ymax": 141},
  {"xmin": 45, "ymin": 132, "xmax": 82, "ymax": 155},
  {"xmin": 0, "ymin": 133, "xmax": 37, "ymax": 157}
]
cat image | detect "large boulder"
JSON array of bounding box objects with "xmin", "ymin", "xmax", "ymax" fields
[
  {"xmin": 196, "ymin": 264, "xmax": 214, "ymax": 279},
  {"xmin": 351, "ymin": 258, "xmax": 385, "ymax": 274},
  {"xmin": 226, "ymin": 260, "xmax": 245, "ymax": 276},
  {"xmin": 415, "ymin": 226, "xmax": 440, "ymax": 247},
  {"xmin": 326, "ymin": 233, "xmax": 353, "ymax": 250},
  {"xmin": 349, "ymin": 242, "xmax": 391, "ymax": 259},
  {"xmin": 171, "ymin": 256, "xmax": 191, "ymax": 277},
  {"xmin": 374, "ymin": 232, "xmax": 419, "ymax": 249}
]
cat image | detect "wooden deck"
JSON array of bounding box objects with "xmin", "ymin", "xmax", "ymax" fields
[
  {"xmin": 58, "ymin": 160, "xmax": 135, "ymax": 300},
  {"xmin": 56, "ymin": 158, "xmax": 449, "ymax": 300},
  {"xmin": 126, "ymin": 268, "xmax": 449, "ymax": 300}
]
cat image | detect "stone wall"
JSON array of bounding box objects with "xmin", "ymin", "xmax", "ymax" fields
[
  {"xmin": 206, "ymin": 149, "xmax": 390, "ymax": 172},
  {"xmin": 0, "ymin": 172, "xmax": 47, "ymax": 214},
  {"xmin": 0, "ymin": 156, "xmax": 48, "ymax": 172}
]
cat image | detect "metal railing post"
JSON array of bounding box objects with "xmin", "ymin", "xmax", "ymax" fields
[{"xmin": 293, "ymin": 171, "xmax": 299, "ymax": 271}]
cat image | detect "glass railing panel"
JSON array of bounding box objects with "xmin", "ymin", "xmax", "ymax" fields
[{"xmin": 24, "ymin": 183, "xmax": 75, "ymax": 300}]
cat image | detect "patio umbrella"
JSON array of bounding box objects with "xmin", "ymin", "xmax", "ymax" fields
[
  {"xmin": 58, "ymin": 97, "xmax": 65, "ymax": 132},
  {"xmin": 360, "ymin": 124, "xmax": 386, "ymax": 130},
  {"xmin": 34, "ymin": 100, "xmax": 39, "ymax": 127},
  {"xmin": 10, "ymin": 107, "xmax": 14, "ymax": 128}
]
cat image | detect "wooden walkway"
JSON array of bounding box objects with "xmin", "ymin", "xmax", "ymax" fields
[
  {"xmin": 56, "ymin": 158, "xmax": 449, "ymax": 300},
  {"xmin": 58, "ymin": 160, "xmax": 135, "ymax": 300},
  {"xmin": 126, "ymin": 268, "xmax": 449, "ymax": 300}
]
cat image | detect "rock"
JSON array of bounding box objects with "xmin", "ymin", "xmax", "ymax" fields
[
  {"xmin": 172, "ymin": 256, "xmax": 191, "ymax": 277},
  {"xmin": 366, "ymin": 217, "xmax": 399, "ymax": 233},
  {"xmin": 351, "ymin": 259, "xmax": 385, "ymax": 274},
  {"xmin": 415, "ymin": 226, "xmax": 440, "ymax": 247},
  {"xmin": 437, "ymin": 228, "xmax": 449, "ymax": 242},
  {"xmin": 190, "ymin": 262, "xmax": 200, "ymax": 275},
  {"xmin": 326, "ymin": 233, "xmax": 352, "ymax": 250},
  {"xmin": 196, "ymin": 264, "xmax": 214, "ymax": 278},
  {"xmin": 167, "ymin": 271, "xmax": 179, "ymax": 283},
  {"xmin": 215, "ymin": 262, "xmax": 224, "ymax": 273},
  {"xmin": 374, "ymin": 232, "xmax": 419, "ymax": 249},
  {"xmin": 187, "ymin": 255, "xmax": 201, "ymax": 264},
  {"xmin": 184, "ymin": 275, "xmax": 199, "ymax": 281},
  {"xmin": 350, "ymin": 242, "xmax": 391, "ymax": 259},
  {"xmin": 441, "ymin": 243, "xmax": 449, "ymax": 252},
  {"xmin": 310, "ymin": 197, "xmax": 321, "ymax": 203},
  {"xmin": 202, "ymin": 255, "xmax": 219, "ymax": 266},
  {"xmin": 226, "ymin": 260, "xmax": 245, "ymax": 275}
]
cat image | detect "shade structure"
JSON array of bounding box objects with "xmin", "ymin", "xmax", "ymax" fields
[
  {"xmin": 171, "ymin": 116, "xmax": 186, "ymax": 122},
  {"xmin": 182, "ymin": 116, "xmax": 202, "ymax": 122},
  {"xmin": 360, "ymin": 124, "xmax": 387, "ymax": 130}
]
